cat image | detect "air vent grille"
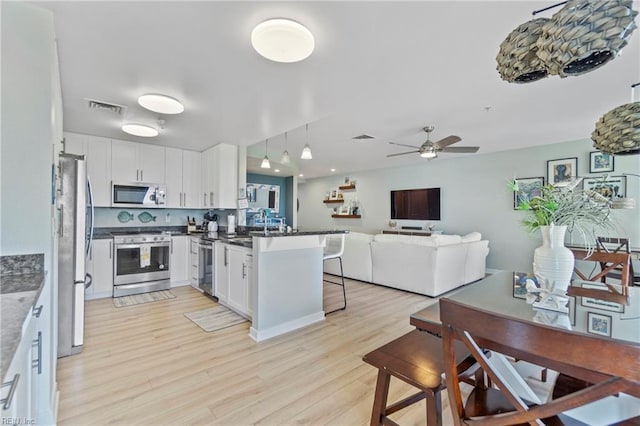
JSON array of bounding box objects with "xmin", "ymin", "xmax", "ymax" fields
[
  {"xmin": 352, "ymin": 134, "xmax": 375, "ymax": 140},
  {"xmin": 86, "ymin": 98, "xmax": 126, "ymax": 115}
]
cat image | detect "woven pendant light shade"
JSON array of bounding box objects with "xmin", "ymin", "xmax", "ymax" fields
[
  {"xmin": 535, "ymin": 0, "xmax": 638, "ymax": 78},
  {"xmin": 496, "ymin": 18, "xmax": 550, "ymax": 83},
  {"xmin": 592, "ymin": 102, "xmax": 640, "ymax": 155}
]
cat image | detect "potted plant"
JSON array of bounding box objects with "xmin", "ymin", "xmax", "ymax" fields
[{"xmin": 509, "ymin": 177, "xmax": 614, "ymax": 293}]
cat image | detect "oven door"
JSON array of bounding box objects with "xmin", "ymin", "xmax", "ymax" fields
[{"xmin": 114, "ymin": 242, "xmax": 170, "ymax": 285}]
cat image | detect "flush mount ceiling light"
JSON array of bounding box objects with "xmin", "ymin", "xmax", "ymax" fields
[
  {"xmin": 536, "ymin": 0, "xmax": 638, "ymax": 77},
  {"xmin": 251, "ymin": 18, "xmax": 315, "ymax": 63},
  {"xmin": 281, "ymin": 132, "xmax": 291, "ymax": 164},
  {"xmin": 122, "ymin": 123, "xmax": 158, "ymax": 138},
  {"xmin": 301, "ymin": 124, "xmax": 313, "ymax": 160},
  {"xmin": 138, "ymin": 94, "xmax": 184, "ymax": 115},
  {"xmin": 496, "ymin": 18, "xmax": 550, "ymax": 83},
  {"xmin": 261, "ymin": 139, "xmax": 271, "ymax": 169}
]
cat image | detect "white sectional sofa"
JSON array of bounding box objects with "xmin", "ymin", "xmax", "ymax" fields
[{"xmin": 324, "ymin": 231, "xmax": 489, "ymax": 297}]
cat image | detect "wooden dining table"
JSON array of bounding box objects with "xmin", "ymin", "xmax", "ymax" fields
[{"xmin": 410, "ymin": 270, "xmax": 640, "ymax": 387}]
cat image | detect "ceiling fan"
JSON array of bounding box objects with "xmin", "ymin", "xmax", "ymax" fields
[{"xmin": 387, "ymin": 126, "xmax": 479, "ymax": 159}]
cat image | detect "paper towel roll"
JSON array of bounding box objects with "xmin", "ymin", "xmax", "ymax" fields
[{"xmin": 227, "ymin": 215, "xmax": 236, "ymax": 234}]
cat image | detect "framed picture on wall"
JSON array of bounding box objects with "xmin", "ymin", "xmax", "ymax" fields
[
  {"xmin": 547, "ymin": 157, "xmax": 577, "ymax": 185},
  {"xmin": 329, "ymin": 188, "xmax": 339, "ymax": 200},
  {"xmin": 589, "ymin": 151, "xmax": 614, "ymax": 173},
  {"xmin": 583, "ymin": 175, "xmax": 626, "ymax": 200},
  {"xmin": 587, "ymin": 312, "xmax": 612, "ymax": 337},
  {"xmin": 513, "ymin": 177, "xmax": 544, "ymax": 209}
]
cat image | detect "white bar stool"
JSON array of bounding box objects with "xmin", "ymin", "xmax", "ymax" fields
[{"xmin": 323, "ymin": 233, "xmax": 346, "ymax": 314}]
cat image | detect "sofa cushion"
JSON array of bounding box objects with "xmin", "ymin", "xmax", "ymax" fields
[
  {"xmin": 461, "ymin": 232, "xmax": 482, "ymax": 243},
  {"xmin": 431, "ymin": 234, "xmax": 462, "ymax": 246},
  {"xmin": 348, "ymin": 232, "xmax": 374, "ymax": 242}
]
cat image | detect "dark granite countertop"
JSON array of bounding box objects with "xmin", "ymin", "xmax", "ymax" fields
[{"xmin": 1, "ymin": 254, "xmax": 45, "ymax": 380}]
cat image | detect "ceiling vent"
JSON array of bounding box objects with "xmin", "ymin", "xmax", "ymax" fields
[
  {"xmin": 352, "ymin": 134, "xmax": 375, "ymax": 140},
  {"xmin": 86, "ymin": 98, "xmax": 126, "ymax": 115}
]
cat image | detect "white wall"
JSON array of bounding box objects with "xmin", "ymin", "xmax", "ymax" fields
[
  {"xmin": 1, "ymin": 2, "xmax": 56, "ymax": 256},
  {"xmin": 297, "ymin": 139, "xmax": 640, "ymax": 272}
]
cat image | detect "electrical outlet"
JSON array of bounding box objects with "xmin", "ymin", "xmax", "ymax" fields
[{"xmin": 165, "ymin": 213, "xmax": 171, "ymax": 223}]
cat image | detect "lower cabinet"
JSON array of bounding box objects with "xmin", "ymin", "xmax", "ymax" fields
[
  {"xmin": 214, "ymin": 243, "xmax": 252, "ymax": 319},
  {"xmin": 86, "ymin": 239, "xmax": 113, "ymax": 300},
  {"xmin": 189, "ymin": 237, "xmax": 200, "ymax": 289},
  {"xmin": 169, "ymin": 236, "xmax": 189, "ymax": 286},
  {"xmin": 214, "ymin": 242, "xmax": 229, "ymax": 303},
  {"xmin": 1, "ymin": 287, "xmax": 53, "ymax": 423}
]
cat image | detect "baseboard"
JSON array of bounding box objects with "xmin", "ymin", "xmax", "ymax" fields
[
  {"xmin": 170, "ymin": 280, "xmax": 191, "ymax": 288},
  {"xmin": 249, "ymin": 311, "xmax": 325, "ymax": 342}
]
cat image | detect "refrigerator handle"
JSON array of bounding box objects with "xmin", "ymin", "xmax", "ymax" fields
[
  {"xmin": 74, "ymin": 159, "xmax": 87, "ymax": 284},
  {"xmin": 87, "ymin": 177, "xmax": 95, "ymax": 257}
]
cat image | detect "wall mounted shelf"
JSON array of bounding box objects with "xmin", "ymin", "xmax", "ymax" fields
[
  {"xmin": 338, "ymin": 184, "xmax": 356, "ymax": 190},
  {"xmin": 331, "ymin": 214, "xmax": 361, "ymax": 219},
  {"xmin": 323, "ymin": 199, "xmax": 344, "ymax": 204}
]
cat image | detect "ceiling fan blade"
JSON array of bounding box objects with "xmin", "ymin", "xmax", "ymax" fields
[
  {"xmin": 389, "ymin": 141, "xmax": 421, "ymax": 149},
  {"xmin": 386, "ymin": 150, "xmax": 420, "ymax": 157},
  {"xmin": 441, "ymin": 146, "xmax": 480, "ymax": 153},
  {"xmin": 433, "ymin": 135, "xmax": 461, "ymax": 148}
]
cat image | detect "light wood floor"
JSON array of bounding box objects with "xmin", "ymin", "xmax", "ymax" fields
[{"xmin": 57, "ymin": 277, "xmax": 458, "ymax": 426}]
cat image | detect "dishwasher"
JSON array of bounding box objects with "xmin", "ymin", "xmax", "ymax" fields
[{"xmin": 198, "ymin": 239, "xmax": 214, "ymax": 296}]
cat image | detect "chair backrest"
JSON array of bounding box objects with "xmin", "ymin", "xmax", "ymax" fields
[
  {"xmin": 572, "ymin": 250, "xmax": 631, "ymax": 286},
  {"xmin": 440, "ymin": 298, "xmax": 640, "ymax": 426},
  {"xmin": 596, "ymin": 237, "xmax": 630, "ymax": 254},
  {"xmin": 323, "ymin": 234, "xmax": 345, "ymax": 259}
]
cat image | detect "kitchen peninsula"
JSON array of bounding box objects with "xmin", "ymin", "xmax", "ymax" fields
[{"xmin": 246, "ymin": 230, "xmax": 347, "ymax": 342}]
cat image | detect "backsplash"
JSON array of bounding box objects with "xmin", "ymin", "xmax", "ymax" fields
[{"xmin": 94, "ymin": 208, "xmax": 237, "ymax": 228}]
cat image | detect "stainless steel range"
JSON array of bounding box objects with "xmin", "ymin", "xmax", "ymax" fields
[{"xmin": 113, "ymin": 233, "xmax": 171, "ymax": 297}]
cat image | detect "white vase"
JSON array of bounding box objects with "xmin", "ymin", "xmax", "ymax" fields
[{"xmin": 533, "ymin": 225, "xmax": 574, "ymax": 293}]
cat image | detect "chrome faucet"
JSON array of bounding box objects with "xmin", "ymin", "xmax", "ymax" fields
[{"xmin": 259, "ymin": 208, "xmax": 268, "ymax": 235}]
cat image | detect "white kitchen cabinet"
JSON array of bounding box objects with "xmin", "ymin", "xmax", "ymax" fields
[
  {"xmin": 189, "ymin": 237, "xmax": 200, "ymax": 290},
  {"xmin": 170, "ymin": 236, "xmax": 189, "ymax": 286},
  {"xmin": 214, "ymin": 242, "xmax": 229, "ymax": 303},
  {"xmin": 215, "ymin": 243, "xmax": 251, "ymax": 319},
  {"xmin": 85, "ymin": 239, "xmax": 114, "ymax": 300},
  {"xmin": 165, "ymin": 148, "xmax": 202, "ymax": 208},
  {"xmin": 202, "ymin": 144, "xmax": 238, "ymax": 209},
  {"xmin": 63, "ymin": 132, "xmax": 112, "ymax": 207},
  {"xmin": 111, "ymin": 139, "xmax": 165, "ymax": 184}
]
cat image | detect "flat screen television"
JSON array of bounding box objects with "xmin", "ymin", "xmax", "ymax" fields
[{"xmin": 390, "ymin": 188, "xmax": 441, "ymax": 220}]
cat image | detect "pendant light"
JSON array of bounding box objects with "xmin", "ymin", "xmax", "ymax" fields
[
  {"xmin": 496, "ymin": 18, "xmax": 549, "ymax": 83},
  {"xmin": 281, "ymin": 132, "xmax": 291, "ymax": 164},
  {"xmin": 261, "ymin": 139, "xmax": 271, "ymax": 169},
  {"xmin": 536, "ymin": 0, "xmax": 638, "ymax": 77},
  {"xmin": 301, "ymin": 124, "xmax": 313, "ymax": 160},
  {"xmin": 592, "ymin": 83, "xmax": 640, "ymax": 155}
]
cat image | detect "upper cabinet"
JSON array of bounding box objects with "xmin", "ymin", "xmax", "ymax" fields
[
  {"xmin": 165, "ymin": 147, "xmax": 202, "ymax": 208},
  {"xmin": 111, "ymin": 139, "xmax": 165, "ymax": 184},
  {"xmin": 202, "ymin": 144, "xmax": 238, "ymax": 209},
  {"xmin": 63, "ymin": 132, "xmax": 112, "ymax": 207}
]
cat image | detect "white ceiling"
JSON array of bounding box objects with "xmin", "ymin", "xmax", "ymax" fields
[{"xmin": 35, "ymin": 1, "xmax": 640, "ymax": 179}]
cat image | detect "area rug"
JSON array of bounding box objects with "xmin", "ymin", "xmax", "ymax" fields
[
  {"xmin": 113, "ymin": 290, "xmax": 176, "ymax": 308},
  {"xmin": 184, "ymin": 305, "xmax": 248, "ymax": 332}
]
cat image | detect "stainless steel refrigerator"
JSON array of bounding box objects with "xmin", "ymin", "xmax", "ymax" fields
[{"xmin": 57, "ymin": 153, "xmax": 94, "ymax": 357}]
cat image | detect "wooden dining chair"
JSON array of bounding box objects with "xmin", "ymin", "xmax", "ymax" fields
[
  {"xmin": 572, "ymin": 250, "xmax": 631, "ymax": 287},
  {"xmin": 440, "ymin": 298, "xmax": 640, "ymax": 425},
  {"xmin": 596, "ymin": 237, "xmax": 640, "ymax": 286}
]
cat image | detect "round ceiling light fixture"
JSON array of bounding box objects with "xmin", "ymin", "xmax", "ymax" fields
[
  {"xmin": 251, "ymin": 18, "xmax": 315, "ymax": 63},
  {"xmin": 535, "ymin": 0, "xmax": 638, "ymax": 77},
  {"xmin": 138, "ymin": 93, "xmax": 184, "ymax": 115},
  {"xmin": 496, "ymin": 18, "xmax": 549, "ymax": 83},
  {"xmin": 122, "ymin": 123, "xmax": 159, "ymax": 138}
]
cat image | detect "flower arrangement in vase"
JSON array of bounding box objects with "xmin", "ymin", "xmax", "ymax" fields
[{"xmin": 509, "ymin": 177, "xmax": 614, "ymax": 306}]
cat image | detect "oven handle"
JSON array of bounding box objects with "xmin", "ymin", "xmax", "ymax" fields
[{"xmin": 115, "ymin": 243, "xmax": 170, "ymax": 250}]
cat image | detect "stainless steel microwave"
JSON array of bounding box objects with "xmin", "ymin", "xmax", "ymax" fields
[{"xmin": 112, "ymin": 182, "xmax": 166, "ymax": 208}]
